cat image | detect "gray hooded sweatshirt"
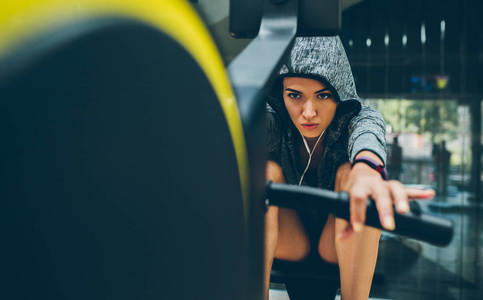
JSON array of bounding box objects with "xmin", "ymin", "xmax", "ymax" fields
[{"xmin": 267, "ymin": 36, "xmax": 386, "ymax": 191}]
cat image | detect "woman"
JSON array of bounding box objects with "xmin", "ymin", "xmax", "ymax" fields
[{"xmin": 265, "ymin": 36, "xmax": 433, "ymax": 299}]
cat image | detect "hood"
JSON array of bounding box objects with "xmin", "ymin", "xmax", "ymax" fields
[{"xmin": 278, "ymin": 36, "xmax": 359, "ymax": 102}]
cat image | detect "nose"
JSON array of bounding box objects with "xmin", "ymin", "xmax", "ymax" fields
[{"xmin": 302, "ymin": 99, "xmax": 316, "ymax": 119}]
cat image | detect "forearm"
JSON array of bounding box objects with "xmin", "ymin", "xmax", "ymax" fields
[
  {"xmin": 348, "ymin": 105, "xmax": 387, "ymax": 165},
  {"xmin": 350, "ymin": 135, "xmax": 387, "ymax": 166}
]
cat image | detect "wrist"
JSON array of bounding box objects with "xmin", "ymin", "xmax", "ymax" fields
[
  {"xmin": 354, "ymin": 150, "xmax": 384, "ymax": 165},
  {"xmin": 351, "ymin": 156, "xmax": 388, "ymax": 180}
]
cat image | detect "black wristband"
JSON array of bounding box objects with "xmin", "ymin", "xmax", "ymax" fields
[{"xmin": 351, "ymin": 156, "xmax": 388, "ymax": 180}]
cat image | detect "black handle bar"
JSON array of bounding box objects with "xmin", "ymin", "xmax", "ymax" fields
[{"xmin": 266, "ymin": 182, "xmax": 454, "ymax": 247}]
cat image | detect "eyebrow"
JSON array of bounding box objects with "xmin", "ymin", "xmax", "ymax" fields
[
  {"xmin": 315, "ymin": 88, "xmax": 332, "ymax": 94},
  {"xmin": 284, "ymin": 88, "xmax": 332, "ymax": 94},
  {"xmin": 285, "ymin": 88, "xmax": 301, "ymax": 93}
]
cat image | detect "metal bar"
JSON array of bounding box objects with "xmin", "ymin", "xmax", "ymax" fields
[{"xmin": 228, "ymin": 0, "xmax": 298, "ymax": 92}]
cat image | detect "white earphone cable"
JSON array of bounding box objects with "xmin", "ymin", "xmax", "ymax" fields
[{"xmin": 298, "ymin": 130, "xmax": 325, "ymax": 186}]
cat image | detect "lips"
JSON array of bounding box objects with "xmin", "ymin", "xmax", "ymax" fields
[{"xmin": 301, "ymin": 123, "xmax": 318, "ymax": 131}]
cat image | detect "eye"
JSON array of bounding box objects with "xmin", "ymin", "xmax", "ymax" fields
[
  {"xmin": 317, "ymin": 93, "xmax": 333, "ymax": 100},
  {"xmin": 287, "ymin": 93, "xmax": 301, "ymax": 99}
]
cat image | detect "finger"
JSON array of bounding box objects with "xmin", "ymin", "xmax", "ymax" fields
[
  {"xmin": 372, "ymin": 182, "xmax": 395, "ymax": 231},
  {"xmin": 404, "ymin": 188, "xmax": 436, "ymax": 200},
  {"xmin": 349, "ymin": 182, "xmax": 369, "ymax": 233},
  {"xmin": 388, "ymin": 180, "xmax": 410, "ymax": 214}
]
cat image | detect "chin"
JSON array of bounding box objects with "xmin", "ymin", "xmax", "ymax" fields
[{"xmin": 301, "ymin": 131, "xmax": 323, "ymax": 139}]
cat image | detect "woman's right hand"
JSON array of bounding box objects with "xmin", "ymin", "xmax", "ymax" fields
[{"xmin": 336, "ymin": 159, "xmax": 435, "ymax": 240}]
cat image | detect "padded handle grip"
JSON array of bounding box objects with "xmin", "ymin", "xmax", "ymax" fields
[
  {"xmin": 266, "ymin": 182, "xmax": 454, "ymax": 247},
  {"xmin": 334, "ymin": 192, "xmax": 454, "ymax": 246}
]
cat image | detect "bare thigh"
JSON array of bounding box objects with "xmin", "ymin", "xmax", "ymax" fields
[
  {"xmin": 318, "ymin": 214, "xmax": 338, "ymax": 264},
  {"xmin": 274, "ymin": 208, "xmax": 311, "ymax": 261},
  {"xmin": 265, "ymin": 160, "xmax": 311, "ymax": 262}
]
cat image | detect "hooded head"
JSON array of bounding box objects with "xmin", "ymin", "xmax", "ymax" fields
[
  {"xmin": 279, "ymin": 36, "xmax": 358, "ymax": 102},
  {"xmin": 268, "ymin": 36, "xmax": 360, "ymax": 140}
]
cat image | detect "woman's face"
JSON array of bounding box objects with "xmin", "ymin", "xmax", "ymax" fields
[{"xmin": 283, "ymin": 77, "xmax": 338, "ymax": 138}]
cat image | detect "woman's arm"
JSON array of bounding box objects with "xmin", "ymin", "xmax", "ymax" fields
[{"xmin": 344, "ymin": 105, "xmax": 434, "ymax": 237}]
